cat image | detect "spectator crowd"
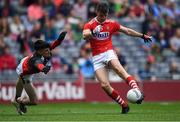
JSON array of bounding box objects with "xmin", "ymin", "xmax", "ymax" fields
[{"xmin": 0, "ymin": 0, "xmax": 180, "ymax": 81}]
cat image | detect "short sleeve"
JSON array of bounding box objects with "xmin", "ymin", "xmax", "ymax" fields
[{"xmin": 112, "ymin": 21, "xmax": 121, "ymax": 33}]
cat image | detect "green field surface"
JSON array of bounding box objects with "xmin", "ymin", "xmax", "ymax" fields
[{"xmin": 0, "ymin": 102, "xmax": 180, "ymax": 121}]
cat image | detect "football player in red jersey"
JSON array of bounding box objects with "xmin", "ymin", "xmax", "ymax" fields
[
  {"xmin": 12, "ymin": 31, "xmax": 67, "ymax": 115},
  {"xmin": 83, "ymin": 1, "xmax": 152, "ymax": 114}
]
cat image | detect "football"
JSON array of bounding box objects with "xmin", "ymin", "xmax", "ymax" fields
[{"xmin": 127, "ymin": 88, "xmax": 142, "ymax": 103}]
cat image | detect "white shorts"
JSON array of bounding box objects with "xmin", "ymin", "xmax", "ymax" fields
[
  {"xmin": 16, "ymin": 56, "xmax": 33, "ymax": 82},
  {"xmin": 92, "ymin": 50, "xmax": 118, "ymax": 71}
]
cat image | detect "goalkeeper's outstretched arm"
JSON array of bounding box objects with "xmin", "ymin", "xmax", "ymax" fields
[{"xmin": 50, "ymin": 31, "xmax": 67, "ymax": 50}]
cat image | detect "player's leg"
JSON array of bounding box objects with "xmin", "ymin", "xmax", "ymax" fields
[
  {"xmin": 16, "ymin": 75, "xmax": 38, "ymax": 105},
  {"xmin": 11, "ymin": 76, "xmax": 25, "ymax": 115},
  {"xmin": 109, "ymin": 59, "xmax": 139, "ymax": 89},
  {"xmin": 15, "ymin": 75, "xmax": 38, "ymax": 115},
  {"xmin": 95, "ymin": 67, "xmax": 129, "ymax": 114},
  {"xmin": 13, "ymin": 57, "xmax": 30, "ymax": 114},
  {"xmin": 15, "ymin": 57, "xmax": 27, "ymax": 99},
  {"xmin": 15, "ymin": 76, "xmax": 24, "ymax": 100},
  {"xmin": 18, "ymin": 82, "xmax": 38, "ymax": 105},
  {"xmin": 109, "ymin": 59, "xmax": 144, "ymax": 104}
]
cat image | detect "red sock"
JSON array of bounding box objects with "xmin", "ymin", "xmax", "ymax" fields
[
  {"xmin": 110, "ymin": 89, "xmax": 127, "ymax": 107},
  {"xmin": 126, "ymin": 76, "xmax": 139, "ymax": 89}
]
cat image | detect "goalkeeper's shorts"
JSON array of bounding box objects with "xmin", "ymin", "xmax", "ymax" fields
[{"xmin": 16, "ymin": 57, "xmax": 33, "ymax": 83}]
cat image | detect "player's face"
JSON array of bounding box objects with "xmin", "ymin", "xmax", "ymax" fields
[
  {"xmin": 39, "ymin": 48, "xmax": 51, "ymax": 58},
  {"xmin": 96, "ymin": 11, "xmax": 108, "ymax": 23}
]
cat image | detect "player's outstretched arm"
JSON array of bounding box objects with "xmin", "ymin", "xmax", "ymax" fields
[
  {"xmin": 119, "ymin": 25, "xmax": 152, "ymax": 43},
  {"xmin": 50, "ymin": 31, "xmax": 67, "ymax": 50}
]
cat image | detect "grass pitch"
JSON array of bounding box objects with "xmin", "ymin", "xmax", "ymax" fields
[{"xmin": 0, "ymin": 102, "xmax": 180, "ymax": 121}]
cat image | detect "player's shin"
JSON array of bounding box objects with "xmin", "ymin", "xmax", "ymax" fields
[
  {"xmin": 15, "ymin": 77, "xmax": 24, "ymax": 100},
  {"xmin": 109, "ymin": 89, "xmax": 128, "ymax": 107},
  {"xmin": 126, "ymin": 76, "xmax": 144, "ymax": 104},
  {"xmin": 101, "ymin": 82, "xmax": 127, "ymax": 107},
  {"xmin": 107, "ymin": 88, "xmax": 129, "ymax": 114},
  {"xmin": 126, "ymin": 76, "xmax": 139, "ymax": 89}
]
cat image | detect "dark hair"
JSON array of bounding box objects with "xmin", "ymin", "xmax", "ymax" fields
[
  {"xmin": 34, "ymin": 39, "xmax": 50, "ymax": 51},
  {"xmin": 96, "ymin": 1, "xmax": 109, "ymax": 14}
]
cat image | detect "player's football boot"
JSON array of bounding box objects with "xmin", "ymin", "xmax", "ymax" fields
[
  {"xmin": 19, "ymin": 103, "xmax": 27, "ymax": 113},
  {"xmin": 136, "ymin": 92, "xmax": 144, "ymax": 104},
  {"xmin": 11, "ymin": 100, "xmax": 24, "ymax": 115},
  {"xmin": 17, "ymin": 97, "xmax": 27, "ymax": 113},
  {"xmin": 121, "ymin": 103, "xmax": 130, "ymax": 114}
]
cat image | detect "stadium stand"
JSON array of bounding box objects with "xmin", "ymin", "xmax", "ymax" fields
[{"xmin": 0, "ymin": 0, "xmax": 180, "ymax": 81}]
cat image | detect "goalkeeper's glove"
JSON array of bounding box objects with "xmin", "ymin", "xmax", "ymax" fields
[
  {"xmin": 42, "ymin": 66, "xmax": 51, "ymax": 74},
  {"xmin": 57, "ymin": 31, "xmax": 67, "ymax": 41},
  {"xmin": 141, "ymin": 34, "xmax": 152, "ymax": 43}
]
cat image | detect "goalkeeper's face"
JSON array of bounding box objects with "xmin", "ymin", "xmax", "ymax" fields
[{"xmin": 38, "ymin": 48, "xmax": 51, "ymax": 58}]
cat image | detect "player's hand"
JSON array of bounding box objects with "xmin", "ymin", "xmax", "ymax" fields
[
  {"xmin": 42, "ymin": 66, "xmax": 51, "ymax": 74},
  {"xmin": 142, "ymin": 34, "xmax": 152, "ymax": 43},
  {"xmin": 92, "ymin": 25, "xmax": 102, "ymax": 35},
  {"xmin": 57, "ymin": 31, "xmax": 67, "ymax": 41}
]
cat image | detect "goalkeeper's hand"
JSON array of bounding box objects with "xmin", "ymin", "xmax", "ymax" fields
[
  {"xmin": 42, "ymin": 66, "xmax": 51, "ymax": 74},
  {"xmin": 141, "ymin": 34, "xmax": 152, "ymax": 43},
  {"xmin": 57, "ymin": 31, "xmax": 67, "ymax": 41}
]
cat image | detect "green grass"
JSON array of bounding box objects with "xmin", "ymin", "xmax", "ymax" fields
[{"xmin": 0, "ymin": 102, "xmax": 180, "ymax": 121}]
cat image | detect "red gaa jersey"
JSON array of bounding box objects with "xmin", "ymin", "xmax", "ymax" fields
[{"xmin": 83, "ymin": 17, "xmax": 121, "ymax": 56}]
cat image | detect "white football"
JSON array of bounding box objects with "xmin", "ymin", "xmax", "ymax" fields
[{"xmin": 127, "ymin": 88, "xmax": 142, "ymax": 103}]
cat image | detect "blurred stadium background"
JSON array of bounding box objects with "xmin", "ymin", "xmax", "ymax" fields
[{"xmin": 0, "ymin": 0, "xmax": 180, "ymax": 106}]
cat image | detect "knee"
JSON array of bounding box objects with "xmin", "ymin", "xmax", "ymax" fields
[{"xmin": 101, "ymin": 82, "xmax": 110, "ymax": 90}]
